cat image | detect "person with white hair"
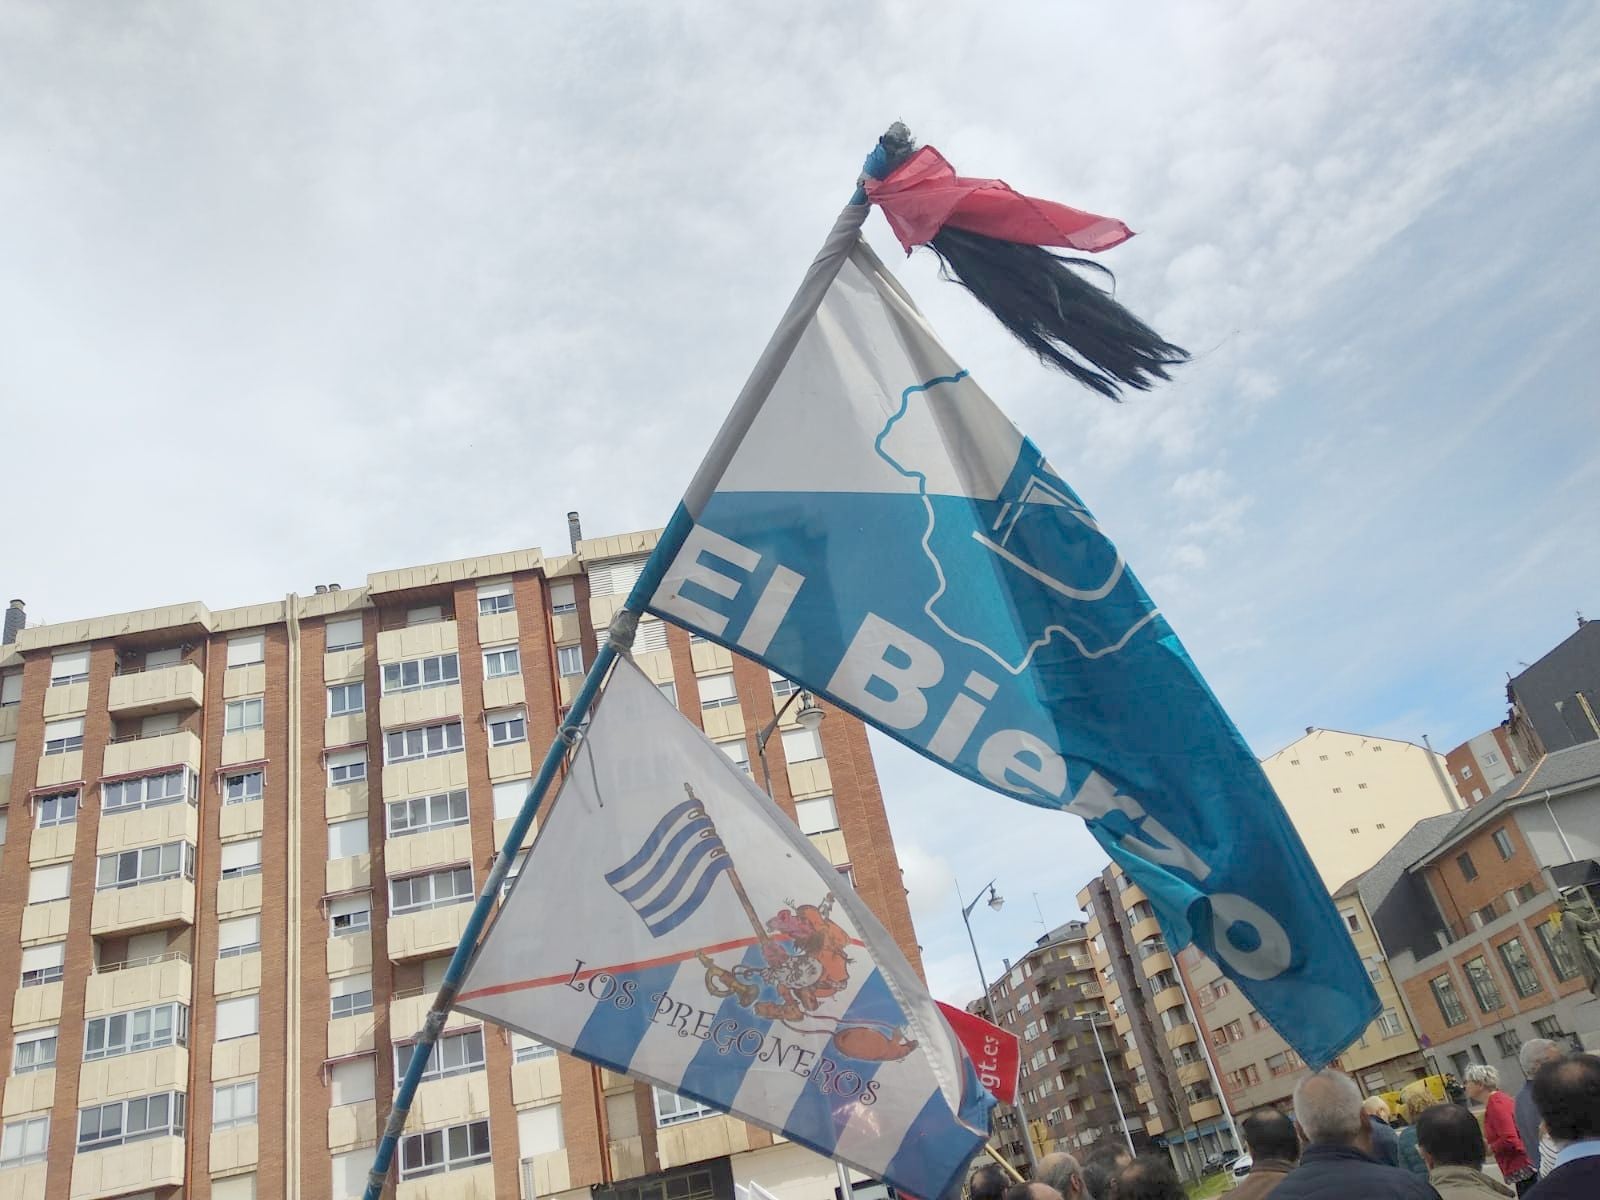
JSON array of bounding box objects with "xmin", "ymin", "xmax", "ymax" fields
[
  {"xmin": 1464, "ymin": 1063, "xmax": 1533, "ymax": 1193},
  {"xmin": 1513, "ymin": 1037, "xmax": 1562, "ymax": 1176},
  {"xmin": 1269, "ymin": 1070, "xmax": 1437, "ymax": 1199}
]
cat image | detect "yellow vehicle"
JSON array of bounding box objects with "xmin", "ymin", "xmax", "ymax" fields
[{"xmin": 1379, "ymin": 1075, "xmax": 1451, "ymax": 1117}]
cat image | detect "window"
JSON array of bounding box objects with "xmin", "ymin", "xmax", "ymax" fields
[
  {"xmin": 328, "ymin": 818, "xmax": 369, "ymax": 860},
  {"xmin": 698, "ymin": 672, "xmax": 737, "ymax": 710},
  {"xmin": 1534, "ymin": 1016, "xmax": 1565, "ymax": 1041},
  {"xmin": 0, "ymin": 1116, "xmax": 49, "ymax": 1166},
  {"xmin": 477, "ymin": 582, "xmax": 515, "ymax": 615},
  {"xmin": 1265, "ymin": 1052, "xmax": 1296, "ymax": 1077},
  {"xmin": 77, "ymin": 1091, "xmax": 186, "ymax": 1150},
  {"xmin": 20, "ymin": 943, "xmax": 64, "ymax": 987},
  {"xmin": 1378, "ymin": 1009, "xmax": 1405, "ymax": 1038},
  {"xmin": 493, "ymin": 778, "xmax": 529, "ymax": 820},
  {"xmin": 390, "ymin": 866, "xmax": 474, "ymax": 914},
  {"xmin": 1464, "ymin": 956, "xmax": 1504, "ymax": 1012},
  {"xmin": 1461, "ymin": 764, "xmax": 1475, "ymax": 779},
  {"xmin": 382, "ymin": 653, "xmax": 461, "ymax": 694},
  {"xmin": 1497, "ymin": 937, "xmax": 1542, "ymax": 998},
  {"xmin": 1534, "ymin": 918, "xmax": 1581, "ymax": 981},
  {"xmin": 13, "ymin": 1026, "xmax": 57, "ymax": 1074},
  {"xmin": 226, "ymin": 634, "xmax": 265, "ymax": 669},
  {"xmin": 770, "ymin": 670, "xmax": 798, "ymax": 699},
  {"xmin": 333, "ymin": 1151, "xmax": 369, "ymax": 1200},
  {"xmin": 28, "ymin": 864, "xmax": 71, "ymax": 904},
  {"xmin": 329, "ymin": 1057, "xmax": 376, "ymax": 1106},
  {"xmin": 657, "ymin": 680, "xmax": 678, "ymax": 705},
  {"xmin": 224, "ymin": 771, "xmax": 264, "ymax": 804},
  {"xmin": 587, "ymin": 556, "xmax": 647, "ymax": 598},
  {"xmin": 483, "ymin": 646, "xmax": 520, "ymax": 678},
  {"xmin": 718, "ymin": 739, "xmax": 750, "ymax": 774},
  {"xmin": 1430, "ymin": 973, "xmax": 1468, "ymax": 1025},
  {"xmin": 0, "ymin": 671, "xmax": 21, "ymax": 706},
  {"xmin": 213, "ymin": 1175, "xmax": 256, "ymax": 1200},
  {"xmin": 1491, "ymin": 827, "xmax": 1515, "ymax": 860},
  {"xmin": 654, "ymin": 1087, "xmax": 716, "ymax": 1126},
  {"xmin": 552, "ymin": 645, "xmax": 585, "ymax": 679},
  {"xmin": 1457, "ymin": 852, "xmax": 1478, "ymax": 881},
  {"xmin": 96, "ymin": 841, "xmax": 195, "ymax": 890},
  {"xmin": 220, "ymin": 838, "xmax": 263, "ymax": 880},
  {"xmin": 1515, "ymin": 882, "xmax": 1539, "ymax": 905},
  {"xmin": 325, "ymin": 616, "xmax": 364, "ymax": 653},
  {"xmin": 512, "ymin": 1032, "xmax": 555, "ymax": 1063},
  {"xmin": 43, "ymin": 717, "xmax": 84, "ymax": 755},
  {"xmin": 1476, "ymin": 903, "xmax": 1500, "ymax": 926},
  {"xmin": 103, "ymin": 767, "xmax": 191, "ymax": 813},
  {"xmin": 215, "ymin": 994, "xmax": 259, "ymax": 1041},
  {"xmin": 1495, "ymin": 1030, "xmax": 1524, "ymax": 1057},
  {"xmin": 328, "ymin": 682, "xmax": 364, "ymax": 716},
  {"xmin": 781, "ymin": 726, "xmax": 823, "ymax": 763},
  {"xmin": 549, "ymin": 581, "xmax": 578, "ymax": 615},
  {"xmin": 501, "ymin": 849, "xmax": 529, "ymax": 899},
  {"xmin": 1340, "ymin": 909, "xmax": 1361, "ymax": 933},
  {"xmin": 212, "ymin": 1079, "xmax": 258, "ymax": 1130},
  {"xmin": 388, "ymin": 790, "xmax": 469, "ymax": 837},
  {"xmin": 1365, "ymin": 956, "xmax": 1385, "ymax": 983},
  {"xmin": 407, "ymin": 605, "xmax": 443, "ymax": 626},
  {"xmin": 327, "ymin": 748, "xmax": 366, "ymax": 786},
  {"xmin": 218, "ymin": 915, "xmax": 261, "ymax": 958},
  {"xmin": 794, "ymin": 794, "xmax": 839, "ymax": 835},
  {"xmin": 384, "ymin": 720, "xmax": 464, "ymax": 764},
  {"xmin": 35, "ymin": 789, "xmax": 78, "ymax": 827},
  {"xmin": 329, "ymin": 894, "xmax": 372, "ymax": 937},
  {"xmin": 0, "ymin": 741, "xmax": 11, "ymax": 778},
  {"xmin": 225, "ymin": 697, "xmax": 265, "ymax": 734},
  {"xmin": 50, "ymin": 650, "xmax": 90, "ymax": 686},
  {"xmin": 330, "ymin": 973, "xmax": 373, "ymax": 1020},
  {"xmin": 488, "ymin": 708, "xmax": 527, "ymax": 747},
  {"xmin": 1249, "ymin": 1010, "xmax": 1270, "ymax": 1031},
  {"xmin": 400, "ymin": 1118, "xmax": 492, "ymax": 1181},
  {"xmin": 397, "ymin": 1028, "xmax": 485, "ymax": 1082}
]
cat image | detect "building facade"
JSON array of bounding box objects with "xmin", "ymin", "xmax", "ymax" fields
[
  {"xmin": 1444, "ymin": 727, "xmax": 1523, "ymax": 807},
  {"xmin": 1506, "ymin": 619, "xmax": 1600, "ymax": 765},
  {"xmin": 1076, "ymin": 869, "xmax": 1230, "ymax": 1181},
  {"xmin": 968, "ymin": 921, "xmax": 1137, "ymax": 1173},
  {"xmin": 0, "ymin": 525, "xmax": 918, "ymax": 1200},
  {"xmin": 1366, "ymin": 742, "xmax": 1600, "ymax": 1088}
]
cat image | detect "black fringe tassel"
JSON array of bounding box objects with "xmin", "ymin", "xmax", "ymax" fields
[{"xmin": 928, "ymin": 228, "xmax": 1189, "ymax": 400}]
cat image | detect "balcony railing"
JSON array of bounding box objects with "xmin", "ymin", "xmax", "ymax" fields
[{"xmin": 92, "ymin": 950, "xmax": 191, "ymax": 974}]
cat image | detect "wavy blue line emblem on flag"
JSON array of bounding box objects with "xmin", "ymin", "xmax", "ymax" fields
[
  {"xmin": 457, "ymin": 658, "xmax": 994, "ymax": 1200},
  {"xmin": 605, "ymin": 797, "xmax": 733, "ymax": 937},
  {"xmin": 638, "ymin": 205, "xmax": 1380, "ymax": 1068}
]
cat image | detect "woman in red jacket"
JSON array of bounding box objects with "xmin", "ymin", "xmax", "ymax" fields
[{"xmin": 1466, "ymin": 1063, "xmax": 1535, "ymax": 1194}]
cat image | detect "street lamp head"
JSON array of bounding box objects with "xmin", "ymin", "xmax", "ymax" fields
[
  {"xmin": 988, "ymin": 886, "xmax": 1005, "ymax": 912},
  {"xmin": 796, "ymin": 692, "xmax": 825, "ymax": 733}
]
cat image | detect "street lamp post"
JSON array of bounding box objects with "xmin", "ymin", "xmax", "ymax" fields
[
  {"xmin": 1078, "ymin": 1016, "xmax": 1136, "ymax": 1155},
  {"xmin": 958, "ymin": 879, "xmax": 1041, "ymax": 1173},
  {"xmin": 752, "ymin": 688, "xmax": 850, "ymax": 1200}
]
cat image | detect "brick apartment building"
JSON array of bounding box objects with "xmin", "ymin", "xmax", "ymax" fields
[
  {"xmin": 1444, "ymin": 727, "xmax": 1523, "ymax": 807},
  {"xmin": 1076, "ymin": 869, "xmax": 1229, "ymax": 1181},
  {"xmin": 968, "ymin": 921, "xmax": 1138, "ymax": 1173},
  {"xmin": 1362, "ymin": 741, "xmax": 1600, "ymax": 1085},
  {"xmin": 0, "ymin": 523, "xmax": 918, "ymax": 1200}
]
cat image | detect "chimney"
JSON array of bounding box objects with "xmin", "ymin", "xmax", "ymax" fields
[
  {"xmin": 328, "ymin": 583, "xmax": 341, "ymax": 592},
  {"xmin": 314, "ymin": 585, "xmax": 328, "ymax": 594},
  {"xmin": 1305, "ymin": 725, "xmax": 1315, "ymax": 736},
  {"xmin": 567, "ymin": 511, "xmax": 583, "ymax": 553},
  {"xmin": 3, "ymin": 599, "xmax": 23, "ymax": 645}
]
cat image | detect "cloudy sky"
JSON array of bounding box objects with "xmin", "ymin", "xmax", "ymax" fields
[{"xmin": 3, "ymin": 2, "xmax": 1597, "ymax": 1006}]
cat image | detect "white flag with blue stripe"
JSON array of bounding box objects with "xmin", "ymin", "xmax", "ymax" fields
[
  {"xmin": 639, "ymin": 204, "xmax": 1379, "ymax": 1067},
  {"xmin": 457, "ymin": 657, "xmax": 993, "ymax": 1200}
]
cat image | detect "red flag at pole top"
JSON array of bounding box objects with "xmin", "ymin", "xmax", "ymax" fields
[{"xmin": 864, "ymin": 145, "xmax": 1134, "ymax": 256}]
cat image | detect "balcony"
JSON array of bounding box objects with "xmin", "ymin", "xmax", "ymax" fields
[
  {"xmin": 69, "ymin": 1134, "xmax": 185, "ymax": 1200},
  {"xmin": 408, "ymin": 1072, "xmax": 491, "ymax": 1129},
  {"xmin": 78, "ymin": 1045, "xmax": 188, "ymax": 1106},
  {"xmin": 389, "ymin": 903, "xmax": 474, "ymax": 963},
  {"xmin": 391, "ymin": 989, "xmax": 480, "ymax": 1044},
  {"xmin": 656, "ymin": 1112, "xmax": 759, "ymax": 1169},
  {"xmin": 1130, "ymin": 916, "xmax": 1164, "ymax": 944},
  {"xmin": 512, "ymin": 1053, "xmax": 563, "ymax": 1108},
  {"xmin": 329, "ymin": 1099, "xmax": 379, "ymax": 1153},
  {"xmin": 377, "ymin": 619, "xmax": 459, "ymax": 665},
  {"xmin": 1178, "ymin": 1059, "xmax": 1211, "ymax": 1088},
  {"xmin": 379, "ymin": 683, "xmax": 464, "ymax": 731},
  {"xmin": 1152, "ymin": 986, "xmax": 1187, "ymax": 1013},
  {"xmin": 1165, "ymin": 1022, "xmax": 1199, "ymax": 1051},
  {"xmin": 97, "ymin": 802, "xmax": 199, "ymax": 856},
  {"xmin": 1135, "ymin": 1081, "xmax": 1154, "ymax": 1105},
  {"xmin": 397, "ymin": 1162, "xmax": 497, "ymax": 1200},
  {"xmin": 2, "ymin": 1068, "xmax": 56, "ymax": 1118},
  {"xmin": 91, "ymin": 878, "xmax": 196, "ymax": 937},
  {"xmin": 108, "ymin": 663, "xmax": 204, "ymax": 719},
  {"xmin": 520, "ymin": 1152, "xmax": 572, "ymax": 1200},
  {"xmin": 1189, "ymin": 1097, "xmax": 1223, "ymax": 1123},
  {"xmin": 84, "ymin": 953, "xmax": 192, "ymax": 1018},
  {"xmin": 385, "ymin": 752, "xmax": 470, "ymax": 803},
  {"xmin": 13, "ymin": 981, "xmax": 63, "ymax": 1029},
  {"xmin": 1139, "ymin": 950, "xmax": 1175, "ymax": 977},
  {"xmin": 1122, "ymin": 882, "xmax": 1148, "ymax": 906},
  {"xmin": 101, "ymin": 730, "xmax": 201, "ymax": 779}
]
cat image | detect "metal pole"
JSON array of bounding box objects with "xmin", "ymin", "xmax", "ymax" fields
[
  {"xmin": 1085, "ymin": 1018, "xmax": 1136, "ymax": 1155},
  {"xmin": 958, "ymin": 881, "xmax": 1040, "ymax": 1173},
  {"xmin": 836, "ymin": 1162, "xmax": 853, "ymax": 1200},
  {"xmin": 1175, "ymin": 968, "xmax": 1240, "ymax": 1155},
  {"xmin": 757, "ymin": 687, "xmax": 805, "ymax": 799}
]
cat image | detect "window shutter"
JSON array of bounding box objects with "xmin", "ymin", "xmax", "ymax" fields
[
  {"xmin": 328, "ymin": 819, "xmax": 369, "ymax": 860},
  {"xmin": 50, "ymin": 650, "xmax": 88, "ymax": 682},
  {"xmin": 28, "ymin": 865, "xmax": 71, "ymax": 903},
  {"xmin": 144, "ymin": 647, "xmax": 182, "ymax": 668},
  {"xmin": 0, "ymin": 741, "xmax": 13, "ymax": 775},
  {"xmin": 697, "ymin": 673, "xmax": 736, "ymax": 705},
  {"xmin": 633, "ymin": 619, "xmax": 668, "ymax": 654},
  {"xmin": 330, "ymin": 1057, "xmax": 376, "ymax": 1106},
  {"xmin": 1, "ymin": 672, "xmax": 21, "ymax": 704},
  {"xmin": 329, "ymin": 894, "xmax": 370, "ymax": 920},
  {"xmin": 215, "ymin": 994, "xmax": 259, "ymax": 1041},
  {"xmin": 19, "ymin": 944, "xmax": 64, "ymax": 973},
  {"xmin": 226, "ymin": 634, "xmax": 265, "ymax": 668},
  {"xmin": 549, "ymin": 581, "xmax": 576, "ymax": 610},
  {"xmin": 781, "ymin": 726, "xmax": 823, "ymax": 763},
  {"xmin": 493, "ymin": 778, "xmax": 530, "ymax": 820},
  {"xmin": 518, "ymin": 1103, "xmax": 565, "ymax": 1157},
  {"xmin": 332, "ymin": 1151, "xmax": 368, "ymax": 1200},
  {"xmin": 331, "ymin": 972, "xmax": 372, "ymax": 1000},
  {"xmin": 221, "ymin": 839, "xmax": 262, "ymax": 872},
  {"xmin": 44, "ymin": 717, "xmax": 84, "ymax": 740},
  {"xmin": 218, "ymin": 916, "xmax": 260, "ymax": 953},
  {"xmin": 324, "ymin": 617, "xmax": 363, "ymax": 651},
  {"xmin": 212, "ymin": 1175, "xmax": 257, "ymax": 1200},
  {"xmin": 476, "ymin": 581, "xmax": 512, "ymax": 600},
  {"xmin": 327, "ymin": 748, "xmax": 365, "ymax": 772}
]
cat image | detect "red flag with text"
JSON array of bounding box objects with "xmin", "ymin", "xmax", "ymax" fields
[{"xmin": 937, "ymin": 1002, "xmax": 1018, "ymax": 1107}]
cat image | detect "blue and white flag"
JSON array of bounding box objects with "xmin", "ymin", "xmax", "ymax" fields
[
  {"xmin": 458, "ymin": 657, "xmax": 993, "ymax": 1200},
  {"xmin": 638, "ymin": 204, "xmax": 1379, "ymax": 1066}
]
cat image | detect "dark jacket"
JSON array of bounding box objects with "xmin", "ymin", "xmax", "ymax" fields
[
  {"xmin": 1398, "ymin": 1125, "xmax": 1429, "ymax": 1177},
  {"xmin": 1370, "ymin": 1116, "xmax": 1402, "ymax": 1167},
  {"xmin": 1229, "ymin": 1158, "xmax": 1296, "ymax": 1200},
  {"xmin": 1514, "ymin": 1082, "xmax": 1542, "ymax": 1173},
  {"xmin": 1528, "ymin": 1155, "xmax": 1600, "ymax": 1199},
  {"xmin": 1270, "ymin": 1143, "xmax": 1441, "ymax": 1200}
]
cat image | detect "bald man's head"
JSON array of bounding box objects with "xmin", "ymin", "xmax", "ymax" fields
[
  {"xmin": 1037, "ymin": 1152, "xmax": 1084, "ymax": 1198},
  {"xmin": 1003, "ymin": 1183, "xmax": 1063, "ymax": 1200},
  {"xmin": 1293, "ymin": 1070, "xmax": 1365, "ymax": 1146}
]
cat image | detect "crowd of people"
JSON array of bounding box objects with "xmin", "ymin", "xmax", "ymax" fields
[{"xmin": 965, "ymin": 1046, "xmax": 1600, "ymax": 1200}]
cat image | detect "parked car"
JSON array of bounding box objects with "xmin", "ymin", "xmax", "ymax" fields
[
  {"xmin": 1231, "ymin": 1154, "xmax": 1254, "ymax": 1179},
  {"xmin": 1204, "ymin": 1151, "xmax": 1241, "ymax": 1174}
]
